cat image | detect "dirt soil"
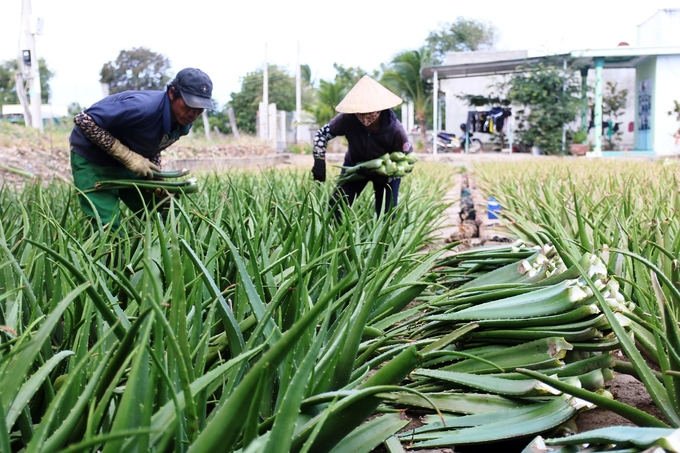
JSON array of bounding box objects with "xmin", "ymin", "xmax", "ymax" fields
[{"xmin": 0, "ymin": 145, "xmax": 663, "ymax": 451}]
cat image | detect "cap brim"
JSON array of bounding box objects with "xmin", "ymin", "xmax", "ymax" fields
[{"xmin": 181, "ymin": 92, "xmax": 215, "ymax": 110}]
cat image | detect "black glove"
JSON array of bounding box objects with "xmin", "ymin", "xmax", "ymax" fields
[
  {"xmin": 356, "ymin": 167, "xmax": 390, "ymax": 185},
  {"xmin": 311, "ymin": 159, "xmax": 326, "ymax": 182},
  {"xmin": 356, "ymin": 167, "xmax": 375, "ymax": 180}
]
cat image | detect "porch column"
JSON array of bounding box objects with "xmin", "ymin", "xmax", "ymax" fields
[
  {"xmin": 592, "ymin": 57, "xmax": 604, "ymax": 156},
  {"xmin": 580, "ymin": 67, "xmax": 589, "ymax": 132},
  {"xmin": 432, "ymin": 70, "xmax": 438, "ymax": 155}
]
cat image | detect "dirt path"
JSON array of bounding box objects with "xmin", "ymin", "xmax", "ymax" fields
[{"xmin": 422, "ymin": 156, "xmax": 663, "ymax": 447}]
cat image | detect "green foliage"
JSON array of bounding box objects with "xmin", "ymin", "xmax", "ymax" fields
[
  {"xmin": 382, "ymin": 48, "xmax": 433, "ymax": 144},
  {"xmin": 668, "ymin": 100, "xmax": 680, "ymax": 136},
  {"xmin": 572, "ymin": 130, "xmax": 587, "ymax": 144},
  {"xmin": 0, "ymin": 58, "xmax": 54, "ymax": 107},
  {"xmin": 313, "ymin": 79, "xmax": 346, "ymax": 125},
  {"xmin": 100, "ymin": 47, "xmax": 172, "ymax": 94},
  {"xmin": 228, "ymin": 64, "xmax": 311, "ymax": 134},
  {"xmin": 310, "ymin": 64, "xmax": 371, "ymax": 125},
  {"xmin": 285, "ymin": 142, "xmax": 312, "ymax": 154},
  {"xmin": 67, "ymin": 102, "xmax": 84, "ymax": 116},
  {"xmin": 506, "ymin": 60, "xmax": 581, "ymax": 155},
  {"xmin": 591, "ymin": 81, "xmax": 628, "ymax": 150},
  {"xmin": 425, "ymin": 17, "xmax": 495, "ymax": 64}
]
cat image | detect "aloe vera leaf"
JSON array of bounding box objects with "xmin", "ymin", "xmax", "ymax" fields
[
  {"xmin": 101, "ymin": 313, "xmax": 154, "ymax": 453},
  {"xmin": 390, "ymin": 391, "xmax": 521, "ymax": 414},
  {"xmin": 475, "ymin": 304, "xmax": 600, "ymax": 329},
  {"xmin": 24, "ymin": 239, "xmax": 129, "ymax": 339},
  {"xmin": 409, "ymin": 395, "xmax": 578, "ymax": 447},
  {"xmin": 521, "ymin": 435, "xmax": 580, "ymax": 453},
  {"xmin": 180, "ymin": 238, "xmax": 245, "ymax": 357},
  {"xmin": 262, "ymin": 311, "xmax": 331, "ymax": 453},
  {"xmin": 152, "ymin": 168, "xmax": 190, "ymax": 178},
  {"xmin": 0, "ymin": 401, "xmax": 10, "ymax": 453},
  {"xmin": 5, "ymin": 350, "xmax": 74, "ymax": 430},
  {"xmin": 470, "ymin": 326, "xmax": 601, "ymax": 343},
  {"xmin": 133, "ymin": 344, "xmax": 266, "ymax": 450},
  {"xmin": 411, "ymin": 400, "xmax": 558, "ymax": 433},
  {"xmin": 327, "ymin": 413, "xmax": 409, "ymax": 453},
  {"xmin": 413, "ymin": 369, "xmax": 559, "ymax": 397},
  {"xmin": 383, "ymin": 435, "xmax": 406, "ymax": 453},
  {"xmin": 294, "ymin": 347, "xmax": 421, "ymax": 453},
  {"xmin": 371, "ymin": 306, "xmax": 422, "ymax": 331},
  {"xmin": 433, "ymin": 281, "xmax": 586, "ymax": 321},
  {"xmin": 26, "ymin": 327, "xmax": 120, "ymax": 453},
  {"xmin": 420, "ymin": 322, "xmax": 479, "ymax": 354},
  {"xmin": 491, "ymin": 352, "xmax": 614, "ymax": 380},
  {"xmin": 543, "ymin": 426, "xmax": 680, "ymax": 450},
  {"xmin": 0, "ymin": 282, "xmax": 89, "ymax": 417},
  {"xmin": 186, "ymin": 275, "xmax": 337, "ymax": 453},
  {"xmin": 517, "ymin": 367, "xmax": 668, "ymax": 427},
  {"xmin": 576, "ymin": 248, "xmax": 680, "ymax": 426},
  {"xmin": 441, "ymin": 337, "xmax": 573, "ymax": 374}
]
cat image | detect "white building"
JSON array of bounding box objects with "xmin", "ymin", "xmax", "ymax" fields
[{"xmin": 424, "ymin": 9, "xmax": 680, "ymax": 156}]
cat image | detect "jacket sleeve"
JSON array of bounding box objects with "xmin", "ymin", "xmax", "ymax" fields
[
  {"xmin": 394, "ymin": 121, "xmax": 413, "ymax": 154},
  {"xmin": 74, "ymin": 112, "xmax": 117, "ymax": 152},
  {"xmin": 73, "ymin": 111, "xmax": 163, "ymax": 169},
  {"xmin": 312, "ymin": 123, "xmax": 334, "ymax": 159}
]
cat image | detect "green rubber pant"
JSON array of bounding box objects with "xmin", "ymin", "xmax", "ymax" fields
[{"xmin": 70, "ymin": 151, "xmax": 167, "ymax": 229}]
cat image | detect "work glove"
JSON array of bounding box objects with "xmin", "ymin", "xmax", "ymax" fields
[
  {"xmin": 311, "ymin": 159, "xmax": 326, "ymax": 182},
  {"xmin": 355, "ymin": 167, "xmax": 392, "ymax": 185},
  {"xmin": 107, "ymin": 139, "xmax": 160, "ymax": 179}
]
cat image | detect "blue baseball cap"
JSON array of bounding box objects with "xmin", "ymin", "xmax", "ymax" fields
[{"xmin": 171, "ymin": 68, "xmax": 214, "ymax": 110}]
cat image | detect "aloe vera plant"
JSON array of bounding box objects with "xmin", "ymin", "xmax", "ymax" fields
[{"xmin": 472, "ymin": 159, "xmax": 680, "ymax": 438}]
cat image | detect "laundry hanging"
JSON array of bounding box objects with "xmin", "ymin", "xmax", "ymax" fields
[{"xmin": 466, "ymin": 108, "xmax": 512, "ymax": 133}]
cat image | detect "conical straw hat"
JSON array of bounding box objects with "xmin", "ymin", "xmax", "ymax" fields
[{"xmin": 335, "ymin": 76, "xmax": 403, "ymax": 113}]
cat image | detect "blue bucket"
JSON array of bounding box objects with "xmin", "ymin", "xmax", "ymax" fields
[{"xmin": 487, "ymin": 196, "xmax": 501, "ymax": 219}]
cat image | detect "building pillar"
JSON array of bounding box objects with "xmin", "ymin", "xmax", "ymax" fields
[
  {"xmin": 432, "ymin": 70, "xmax": 438, "ymax": 155},
  {"xmin": 580, "ymin": 67, "xmax": 589, "ymax": 132},
  {"xmin": 591, "ymin": 57, "xmax": 604, "ymax": 156}
]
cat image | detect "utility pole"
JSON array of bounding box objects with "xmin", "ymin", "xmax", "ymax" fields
[
  {"xmin": 261, "ymin": 44, "xmax": 269, "ymax": 140},
  {"xmin": 295, "ymin": 41, "xmax": 301, "ymax": 143},
  {"xmin": 18, "ymin": 0, "xmax": 43, "ymax": 131}
]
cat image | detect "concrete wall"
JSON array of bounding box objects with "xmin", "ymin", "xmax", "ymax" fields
[
  {"xmin": 582, "ymin": 68, "xmax": 637, "ymax": 151},
  {"xmin": 637, "ymin": 9, "xmax": 680, "ymax": 47},
  {"xmin": 635, "ymin": 58, "xmax": 656, "ymax": 151},
  {"xmin": 650, "ymin": 55, "xmax": 680, "ymax": 155}
]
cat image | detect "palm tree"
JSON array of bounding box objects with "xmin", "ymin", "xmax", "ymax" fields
[
  {"xmin": 313, "ymin": 79, "xmax": 347, "ymax": 125},
  {"xmin": 381, "ymin": 48, "xmax": 433, "ymax": 150}
]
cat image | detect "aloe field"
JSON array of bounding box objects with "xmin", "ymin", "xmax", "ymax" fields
[{"xmin": 1, "ymin": 157, "xmax": 679, "ymax": 453}]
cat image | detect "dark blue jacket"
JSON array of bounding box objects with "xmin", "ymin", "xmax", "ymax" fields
[
  {"xmin": 329, "ymin": 110, "xmax": 411, "ymax": 165},
  {"xmin": 69, "ymin": 90, "xmax": 190, "ymax": 167}
]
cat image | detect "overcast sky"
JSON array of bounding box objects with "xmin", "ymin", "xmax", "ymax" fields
[{"xmin": 0, "ymin": 0, "xmax": 675, "ymax": 109}]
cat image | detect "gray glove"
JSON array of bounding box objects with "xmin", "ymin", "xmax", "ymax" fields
[{"xmin": 107, "ymin": 140, "xmax": 160, "ymax": 178}]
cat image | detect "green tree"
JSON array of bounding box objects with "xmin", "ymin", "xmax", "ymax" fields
[
  {"xmin": 425, "ymin": 17, "xmax": 495, "ymax": 64},
  {"xmin": 310, "ymin": 64, "xmax": 372, "ymax": 125},
  {"xmin": 313, "ymin": 79, "xmax": 346, "ymax": 125},
  {"xmin": 382, "ymin": 49, "xmax": 433, "ymax": 148},
  {"xmin": 227, "ymin": 64, "xmax": 298, "ymax": 134},
  {"xmin": 100, "ymin": 47, "xmax": 171, "ymax": 94},
  {"xmin": 506, "ymin": 60, "xmax": 581, "ymax": 155},
  {"xmin": 601, "ymin": 81, "xmax": 628, "ymax": 150},
  {"xmin": 0, "ymin": 58, "xmax": 54, "ymax": 108},
  {"xmin": 669, "ymin": 100, "xmax": 680, "ymax": 137}
]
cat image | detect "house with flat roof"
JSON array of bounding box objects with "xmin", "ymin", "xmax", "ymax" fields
[{"xmin": 422, "ymin": 9, "xmax": 680, "ymax": 156}]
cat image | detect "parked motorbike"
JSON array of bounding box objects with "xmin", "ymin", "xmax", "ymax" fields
[{"xmin": 434, "ymin": 123, "xmax": 483, "ymax": 153}]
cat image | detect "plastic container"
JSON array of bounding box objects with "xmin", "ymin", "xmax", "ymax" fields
[{"xmin": 487, "ymin": 196, "xmax": 501, "ymax": 219}]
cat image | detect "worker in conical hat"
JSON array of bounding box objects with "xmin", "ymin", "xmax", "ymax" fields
[{"xmin": 311, "ymin": 75, "xmax": 413, "ymax": 218}]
